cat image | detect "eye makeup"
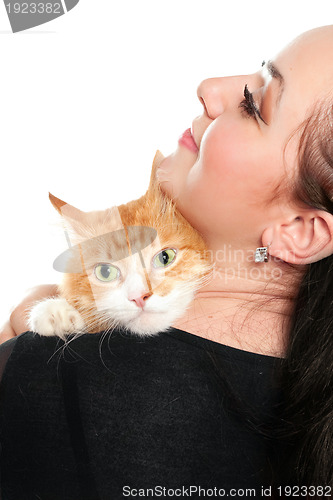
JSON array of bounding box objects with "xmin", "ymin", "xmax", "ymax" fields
[{"xmin": 239, "ymin": 84, "xmax": 267, "ymax": 125}]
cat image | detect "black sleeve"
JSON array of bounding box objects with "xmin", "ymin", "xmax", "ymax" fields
[
  {"xmin": 0, "ymin": 336, "xmax": 19, "ymax": 500},
  {"xmin": 0, "ymin": 337, "xmax": 18, "ymax": 386}
]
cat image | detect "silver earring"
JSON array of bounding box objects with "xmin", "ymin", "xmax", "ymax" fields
[{"xmin": 254, "ymin": 246, "xmax": 269, "ymax": 263}]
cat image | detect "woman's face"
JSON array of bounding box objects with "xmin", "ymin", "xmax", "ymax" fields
[{"xmin": 157, "ymin": 26, "xmax": 333, "ymax": 248}]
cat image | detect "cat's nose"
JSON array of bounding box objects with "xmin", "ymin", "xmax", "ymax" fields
[{"xmin": 130, "ymin": 292, "xmax": 152, "ymax": 309}]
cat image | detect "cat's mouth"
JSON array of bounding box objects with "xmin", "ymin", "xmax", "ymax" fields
[
  {"xmin": 133, "ymin": 305, "xmax": 162, "ymax": 315},
  {"xmin": 126, "ymin": 308, "xmax": 170, "ymax": 336}
]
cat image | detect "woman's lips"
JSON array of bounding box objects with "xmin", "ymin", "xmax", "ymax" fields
[{"xmin": 178, "ymin": 128, "xmax": 199, "ymax": 153}]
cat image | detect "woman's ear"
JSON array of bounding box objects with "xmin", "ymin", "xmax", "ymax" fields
[{"xmin": 262, "ymin": 209, "xmax": 333, "ymax": 264}]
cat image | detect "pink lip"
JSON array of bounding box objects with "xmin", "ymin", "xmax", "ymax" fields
[{"xmin": 178, "ymin": 128, "xmax": 198, "ymax": 153}]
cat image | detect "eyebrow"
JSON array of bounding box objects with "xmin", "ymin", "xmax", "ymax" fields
[{"xmin": 266, "ymin": 60, "xmax": 284, "ymax": 105}]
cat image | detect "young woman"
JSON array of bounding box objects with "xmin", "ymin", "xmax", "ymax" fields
[{"xmin": 1, "ymin": 25, "xmax": 333, "ymax": 498}]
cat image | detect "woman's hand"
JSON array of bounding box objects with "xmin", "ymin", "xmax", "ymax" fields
[{"xmin": 0, "ymin": 284, "xmax": 59, "ymax": 345}]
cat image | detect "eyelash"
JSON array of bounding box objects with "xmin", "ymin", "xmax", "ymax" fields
[{"xmin": 239, "ymin": 84, "xmax": 267, "ymax": 125}]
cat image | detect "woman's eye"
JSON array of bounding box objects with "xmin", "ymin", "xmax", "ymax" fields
[
  {"xmin": 239, "ymin": 84, "xmax": 267, "ymax": 125},
  {"xmin": 94, "ymin": 264, "xmax": 120, "ymax": 282},
  {"xmin": 153, "ymin": 248, "xmax": 177, "ymax": 268}
]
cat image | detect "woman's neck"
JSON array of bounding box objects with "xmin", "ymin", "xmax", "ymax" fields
[{"xmin": 172, "ymin": 249, "xmax": 305, "ymax": 357}]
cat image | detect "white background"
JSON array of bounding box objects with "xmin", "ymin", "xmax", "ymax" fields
[{"xmin": 0, "ymin": 0, "xmax": 331, "ymax": 324}]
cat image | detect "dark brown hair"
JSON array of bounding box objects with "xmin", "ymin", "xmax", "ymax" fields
[
  {"xmin": 293, "ymin": 96, "xmax": 333, "ymax": 212},
  {"xmin": 280, "ymin": 96, "xmax": 333, "ymax": 485}
]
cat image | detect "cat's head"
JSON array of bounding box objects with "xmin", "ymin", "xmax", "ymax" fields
[{"xmin": 50, "ymin": 151, "xmax": 212, "ymax": 336}]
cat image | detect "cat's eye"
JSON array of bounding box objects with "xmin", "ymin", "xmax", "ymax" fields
[
  {"xmin": 94, "ymin": 264, "xmax": 120, "ymax": 282},
  {"xmin": 153, "ymin": 248, "xmax": 177, "ymax": 268}
]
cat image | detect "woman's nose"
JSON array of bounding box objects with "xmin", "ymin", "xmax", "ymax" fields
[
  {"xmin": 197, "ymin": 76, "xmax": 249, "ymax": 120},
  {"xmin": 197, "ymin": 78, "xmax": 226, "ymax": 120}
]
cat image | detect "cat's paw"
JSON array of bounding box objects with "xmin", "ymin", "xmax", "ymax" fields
[{"xmin": 29, "ymin": 298, "xmax": 85, "ymax": 338}]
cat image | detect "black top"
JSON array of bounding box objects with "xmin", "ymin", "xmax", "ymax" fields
[{"xmin": 0, "ymin": 328, "xmax": 285, "ymax": 500}]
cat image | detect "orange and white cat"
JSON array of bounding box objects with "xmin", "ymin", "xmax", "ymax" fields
[{"xmin": 29, "ymin": 151, "xmax": 212, "ymax": 338}]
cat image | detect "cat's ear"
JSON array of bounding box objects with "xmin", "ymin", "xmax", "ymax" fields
[
  {"xmin": 49, "ymin": 193, "xmax": 85, "ymax": 221},
  {"xmin": 49, "ymin": 193, "xmax": 89, "ymax": 243},
  {"xmin": 152, "ymin": 150, "xmax": 165, "ymax": 170},
  {"xmin": 49, "ymin": 193, "xmax": 124, "ymax": 243},
  {"xmin": 49, "ymin": 193, "xmax": 66, "ymax": 214},
  {"xmin": 147, "ymin": 150, "xmax": 165, "ymax": 194}
]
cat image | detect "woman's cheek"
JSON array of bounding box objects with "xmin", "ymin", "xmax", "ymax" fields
[{"xmin": 201, "ymin": 122, "xmax": 253, "ymax": 183}]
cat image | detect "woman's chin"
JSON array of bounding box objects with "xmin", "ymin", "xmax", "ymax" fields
[{"xmin": 156, "ymin": 145, "xmax": 198, "ymax": 199}]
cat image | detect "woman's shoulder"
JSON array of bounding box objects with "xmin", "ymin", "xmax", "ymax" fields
[
  {"xmin": 0, "ymin": 331, "xmax": 60, "ymax": 357},
  {"xmin": 0, "ymin": 332, "xmax": 65, "ymax": 383},
  {"xmin": 0, "ymin": 329, "xmax": 176, "ymax": 385},
  {"xmin": 0, "ymin": 335, "xmax": 19, "ymax": 384}
]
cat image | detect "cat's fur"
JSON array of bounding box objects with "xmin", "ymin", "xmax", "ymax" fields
[{"xmin": 29, "ymin": 151, "xmax": 212, "ymax": 338}]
